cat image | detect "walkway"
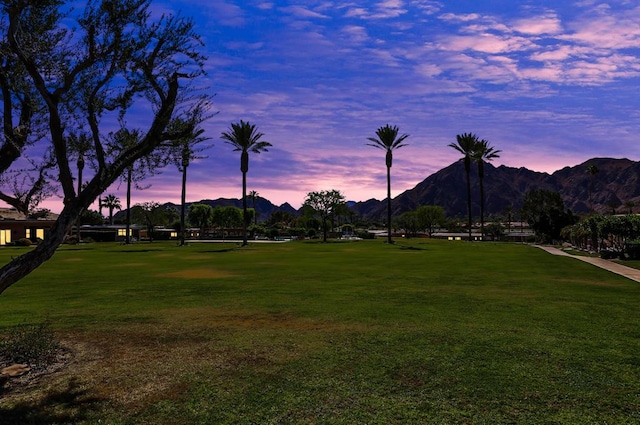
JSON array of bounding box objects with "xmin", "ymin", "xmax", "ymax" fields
[{"xmin": 535, "ymin": 245, "xmax": 640, "ymax": 283}]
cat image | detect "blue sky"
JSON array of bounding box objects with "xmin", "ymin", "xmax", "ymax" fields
[{"xmin": 41, "ymin": 1, "xmax": 640, "ymax": 211}]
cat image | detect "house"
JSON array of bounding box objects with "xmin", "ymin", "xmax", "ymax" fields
[{"xmin": 0, "ymin": 208, "xmax": 58, "ymax": 245}]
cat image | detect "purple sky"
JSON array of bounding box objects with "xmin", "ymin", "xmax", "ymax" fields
[{"xmin": 27, "ymin": 1, "xmax": 640, "ymax": 212}]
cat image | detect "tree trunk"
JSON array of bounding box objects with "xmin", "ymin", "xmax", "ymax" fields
[
  {"xmin": 386, "ymin": 163, "xmax": 392, "ymax": 244},
  {"xmin": 180, "ymin": 164, "xmax": 187, "ymax": 246},
  {"xmin": 126, "ymin": 168, "xmax": 132, "ymax": 244},
  {"xmin": 479, "ymin": 160, "xmax": 485, "ymax": 239},
  {"xmin": 464, "ymin": 156, "xmax": 472, "ymax": 241},
  {"xmin": 242, "ymin": 169, "xmax": 248, "ymax": 247}
]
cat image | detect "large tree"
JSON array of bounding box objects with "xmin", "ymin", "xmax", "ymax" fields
[
  {"xmin": 449, "ymin": 133, "xmax": 479, "ymax": 241},
  {"xmin": 366, "ymin": 124, "xmax": 409, "ymax": 244},
  {"xmin": 0, "ymin": 0, "xmax": 209, "ymax": 294},
  {"xmin": 221, "ymin": 121, "xmax": 271, "ymax": 247},
  {"xmin": 472, "ymin": 139, "xmax": 501, "ymax": 239},
  {"xmin": 303, "ymin": 189, "xmax": 346, "ymax": 242}
]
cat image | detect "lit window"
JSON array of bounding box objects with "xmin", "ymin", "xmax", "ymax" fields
[{"xmin": 0, "ymin": 229, "xmax": 10, "ymax": 245}]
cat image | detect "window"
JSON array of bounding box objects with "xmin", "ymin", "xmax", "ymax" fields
[
  {"xmin": 117, "ymin": 229, "xmax": 132, "ymax": 237},
  {"xmin": 0, "ymin": 229, "xmax": 10, "ymax": 245}
]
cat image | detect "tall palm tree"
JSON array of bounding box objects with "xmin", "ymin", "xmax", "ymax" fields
[
  {"xmin": 586, "ymin": 164, "xmax": 599, "ymax": 214},
  {"xmin": 221, "ymin": 121, "xmax": 272, "ymax": 246},
  {"xmin": 367, "ymin": 124, "xmax": 409, "ymax": 244},
  {"xmin": 472, "ymin": 139, "xmax": 501, "ymax": 239},
  {"xmin": 449, "ymin": 133, "xmax": 480, "ymax": 241},
  {"xmin": 168, "ymin": 118, "xmax": 207, "ymax": 246},
  {"xmin": 102, "ymin": 194, "xmax": 121, "ymax": 225}
]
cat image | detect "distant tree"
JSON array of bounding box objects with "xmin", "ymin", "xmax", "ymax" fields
[
  {"xmin": 221, "ymin": 121, "xmax": 272, "ymax": 246},
  {"xmin": 472, "ymin": 139, "xmax": 501, "ymax": 238},
  {"xmin": 102, "ymin": 194, "xmax": 121, "ymax": 225},
  {"xmin": 522, "ymin": 189, "xmax": 577, "ymax": 243},
  {"xmin": 303, "ymin": 190, "xmax": 346, "ymax": 242},
  {"xmin": 212, "ymin": 206, "xmax": 243, "ymax": 240},
  {"xmin": 624, "ymin": 200, "xmax": 636, "ymax": 215},
  {"xmin": 367, "ymin": 124, "xmax": 409, "ymax": 244},
  {"xmin": 27, "ymin": 208, "xmax": 52, "ymax": 220},
  {"xmin": 395, "ymin": 211, "xmax": 419, "ymax": 237},
  {"xmin": 484, "ymin": 222, "xmax": 505, "ymax": 241},
  {"xmin": 449, "ymin": 133, "xmax": 480, "ymax": 241},
  {"xmin": 0, "ymin": 0, "xmax": 210, "ymax": 294},
  {"xmin": 267, "ymin": 210, "xmax": 297, "ymax": 228},
  {"xmin": 188, "ymin": 203, "xmax": 214, "ymax": 239},
  {"xmin": 607, "ymin": 200, "xmax": 620, "ymax": 215},
  {"xmin": 416, "ymin": 205, "xmax": 446, "ymax": 237},
  {"xmin": 249, "ymin": 190, "xmax": 259, "ymax": 225},
  {"xmin": 586, "ymin": 164, "xmax": 599, "ymax": 214},
  {"xmin": 132, "ymin": 202, "xmax": 178, "ymax": 242},
  {"xmin": 79, "ymin": 209, "xmax": 105, "ymax": 226}
]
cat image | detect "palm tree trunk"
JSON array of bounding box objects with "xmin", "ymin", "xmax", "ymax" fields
[
  {"xmin": 180, "ymin": 164, "xmax": 187, "ymax": 246},
  {"xmin": 464, "ymin": 157, "xmax": 472, "ymax": 241},
  {"xmin": 479, "ymin": 161, "xmax": 485, "ymax": 239},
  {"xmin": 76, "ymin": 162, "xmax": 83, "ymax": 242},
  {"xmin": 242, "ymin": 170, "xmax": 248, "ymax": 246},
  {"xmin": 126, "ymin": 168, "xmax": 132, "ymax": 244},
  {"xmin": 386, "ymin": 164, "xmax": 392, "ymax": 244}
]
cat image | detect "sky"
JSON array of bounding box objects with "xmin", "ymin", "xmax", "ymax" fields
[{"xmin": 33, "ymin": 1, "xmax": 640, "ymax": 212}]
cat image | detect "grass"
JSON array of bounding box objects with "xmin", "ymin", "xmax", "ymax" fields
[{"xmin": 0, "ymin": 239, "xmax": 639, "ymax": 424}]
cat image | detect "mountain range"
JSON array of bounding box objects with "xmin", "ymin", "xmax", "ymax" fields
[
  {"xmin": 154, "ymin": 157, "xmax": 640, "ymax": 222},
  {"xmin": 350, "ymin": 157, "xmax": 640, "ymax": 219}
]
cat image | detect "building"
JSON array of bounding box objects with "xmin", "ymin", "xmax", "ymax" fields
[{"xmin": 0, "ymin": 208, "xmax": 58, "ymax": 245}]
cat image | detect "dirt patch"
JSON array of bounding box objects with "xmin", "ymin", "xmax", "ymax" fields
[{"xmin": 157, "ymin": 269, "xmax": 233, "ymax": 279}]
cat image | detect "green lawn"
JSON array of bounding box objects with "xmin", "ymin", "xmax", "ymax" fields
[{"xmin": 0, "ymin": 239, "xmax": 639, "ymax": 424}]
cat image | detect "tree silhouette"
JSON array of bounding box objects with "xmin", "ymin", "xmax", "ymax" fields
[
  {"xmin": 221, "ymin": 121, "xmax": 271, "ymax": 246},
  {"xmin": 366, "ymin": 124, "xmax": 409, "ymax": 244},
  {"xmin": 449, "ymin": 133, "xmax": 480, "ymax": 241}
]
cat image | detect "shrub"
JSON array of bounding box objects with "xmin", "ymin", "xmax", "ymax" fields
[
  {"xmin": 0, "ymin": 322, "xmax": 60, "ymax": 367},
  {"xmin": 14, "ymin": 238, "xmax": 32, "ymax": 247}
]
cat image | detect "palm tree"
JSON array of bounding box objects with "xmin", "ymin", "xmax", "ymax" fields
[
  {"xmin": 221, "ymin": 121, "xmax": 272, "ymax": 246},
  {"xmin": 366, "ymin": 124, "xmax": 409, "ymax": 244},
  {"xmin": 472, "ymin": 139, "xmax": 501, "ymax": 239},
  {"xmin": 68, "ymin": 132, "xmax": 92, "ymax": 241},
  {"xmin": 249, "ymin": 190, "xmax": 259, "ymax": 226},
  {"xmin": 168, "ymin": 118, "xmax": 207, "ymax": 246},
  {"xmin": 449, "ymin": 133, "xmax": 480, "ymax": 241},
  {"xmin": 102, "ymin": 194, "xmax": 121, "ymax": 225},
  {"xmin": 586, "ymin": 164, "xmax": 599, "ymax": 214}
]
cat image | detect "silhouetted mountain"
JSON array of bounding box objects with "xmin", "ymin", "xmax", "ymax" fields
[
  {"xmin": 114, "ymin": 158, "xmax": 640, "ymax": 223},
  {"xmin": 352, "ymin": 157, "xmax": 640, "ymax": 219},
  {"xmin": 115, "ymin": 197, "xmax": 296, "ymax": 223}
]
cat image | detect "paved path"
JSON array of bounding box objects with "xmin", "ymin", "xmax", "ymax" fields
[{"xmin": 535, "ymin": 245, "xmax": 640, "ymax": 283}]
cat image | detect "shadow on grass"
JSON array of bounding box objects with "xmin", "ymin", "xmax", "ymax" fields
[
  {"xmin": 397, "ymin": 244, "xmax": 428, "ymax": 251},
  {"xmin": 0, "ymin": 378, "xmax": 105, "ymax": 424}
]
